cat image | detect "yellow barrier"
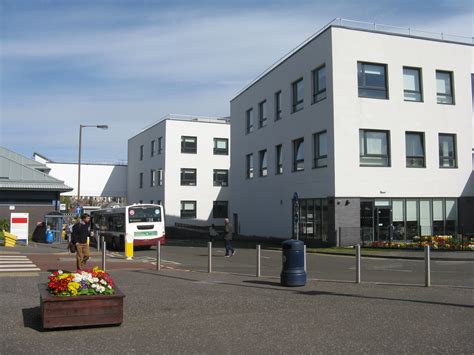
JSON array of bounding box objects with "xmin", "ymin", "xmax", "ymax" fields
[{"xmin": 4, "ymin": 231, "xmax": 17, "ymax": 247}]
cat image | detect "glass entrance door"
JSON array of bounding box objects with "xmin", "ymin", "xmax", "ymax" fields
[{"xmin": 375, "ymin": 207, "xmax": 391, "ymax": 241}]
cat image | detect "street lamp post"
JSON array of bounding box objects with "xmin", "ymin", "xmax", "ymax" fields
[{"xmin": 77, "ymin": 124, "xmax": 109, "ymax": 206}]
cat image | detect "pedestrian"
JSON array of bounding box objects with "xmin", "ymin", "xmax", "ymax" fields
[
  {"xmin": 71, "ymin": 214, "xmax": 91, "ymax": 270},
  {"xmin": 224, "ymin": 218, "xmax": 235, "ymax": 257},
  {"xmin": 209, "ymin": 224, "xmax": 218, "ymax": 242}
]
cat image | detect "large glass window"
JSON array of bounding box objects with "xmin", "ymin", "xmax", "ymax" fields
[
  {"xmin": 246, "ymin": 154, "xmax": 254, "ymax": 179},
  {"xmin": 259, "ymin": 149, "xmax": 268, "ymax": 177},
  {"xmin": 403, "ymin": 67, "xmax": 422, "ymax": 102},
  {"xmin": 275, "ymin": 144, "xmax": 283, "ymax": 175},
  {"xmin": 359, "ymin": 130, "xmax": 390, "ymax": 167},
  {"xmin": 406, "ymin": 132, "xmax": 425, "ymax": 168},
  {"xmin": 213, "ymin": 169, "xmax": 228, "ymax": 187},
  {"xmin": 181, "ymin": 136, "xmax": 197, "ymax": 154},
  {"xmin": 150, "ymin": 170, "xmax": 156, "ymax": 187},
  {"xmin": 439, "ymin": 134, "xmax": 457, "ymax": 168},
  {"xmin": 258, "ymin": 100, "xmax": 267, "ymax": 128},
  {"xmin": 436, "ymin": 70, "xmax": 454, "ymax": 104},
  {"xmin": 358, "ymin": 62, "xmax": 388, "ymax": 99},
  {"xmin": 292, "ymin": 78, "xmax": 304, "ymax": 112},
  {"xmin": 420, "ymin": 200, "xmax": 432, "ymax": 236},
  {"xmin": 158, "ymin": 169, "xmax": 163, "ymax": 186},
  {"xmin": 445, "ymin": 199, "xmax": 457, "ymax": 236},
  {"xmin": 213, "ymin": 201, "xmax": 228, "ymax": 218},
  {"xmin": 406, "ymin": 200, "xmax": 418, "ymax": 239},
  {"xmin": 312, "ymin": 65, "xmax": 327, "ymax": 103},
  {"xmin": 275, "ymin": 91, "xmax": 282, "ymax": 121},
  {"xmin": 313, "ymin": 131, "xmax": 327, "ymax": 168},
  {"xmin": 158, "ymin": 137, "xmax": 163, "ymax": 154},
  {"xmin": 293, "ymin": 138, "xmax": 304, "ymax": 171},
  {"xmin": 246, "ymin": 108, "xmax": 254, "ymax": 133},
  {"xmin": 180, "ymin": 201, "xmax": 196, "ymax": 219},
  {"xmin": 214, "ymin": 138, "xmax": 229, "ymax": 155},
  {"xmin": 180, "ymin": 168, "xmax": 197, "ymax": 186},
  {"xmin": 433, "ymin": 199, "xmax": 444, "ymax": 235},
  {"xmin": 151, "ymin": 140, "xmax": 156, "ymax": 157},
  {"xmin": 392, "ymin": 200, "xmax": 405, "ymax": 240}
]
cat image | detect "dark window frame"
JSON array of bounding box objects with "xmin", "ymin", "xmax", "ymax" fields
[
  {"xmin": 246, "ymin": 153, "xmax": 254, "ymax": 179},
  {"xmin": 151, "ymin": 140, "xmax": 156, "ymax": 157},
  {"xmin": 181, "ymin": 136, "xmax": 197, "ymax": 154},
  {"xmin": 150, "ymin": 169, "xmax": 156, "ymax": 187},
  {"xmin": 258, "ymin": 100, "xmax": 267, "ymax": 128},
  {"xmin": 275, "ymin": 91, "xmax": 282, "ymax": 121},
  {"xmin": 158, "ymin": 169, "xmax": 163, "ymax": 186},
  {"xmin": 359, "ymin": 129, "xmax": 391, "ymax": 167},
  {"xmin": 312, "ymin": 64, "xmax": 327, "ymax": 103},
  {"xmin": 212, "ymin": 201, "xmax": 228, "ymax": 218},
  {"xmin": 180, "ymin": 200, "xmax": 197, "ymax": 219},
  {"xmin": 158, "ymin": 137, "xmax": 163, "ymax": 154},
  {"xmin": 292, "ymin": 78, "xmax": 304, "ymax": 113},
  {"xmin": 180, "ymin": 168, "xmax": 197, "ymax": 186},
  {"xmin": 405, "ymin": 131, "xmax": 426, "ymax": 168},
  {"xmin": 246, "ymin": 108, "xmax": 254, "ymax": 134},
  {"xmin": 313, "ymin": 130, "xmax": 328, "ymax": 168},
  {"xmin": 438, "ymin": 133, "xmax": 457, "ymax": 168},
  {"xmin": 213, "ymin": 138, "xmax": 229, "ymax": 155},
  {"xmin": 259, "ymin": 149, "xmax": 268, "ymax": 177},
  {"xmin": 275, "ymin": 144, "xmax": 283, "ymax": 175},
  {"xmin": 213, "ymin": 169, "xmax": 229, "ymax": 187},
  {"xmin": 436, "ymin": 70, "xmax": 455, "ymax": 105},
  {"xmin": 139, "ymin": 172, "xmax": 143, "ymax": 188},
  {"xmin": 403, "ymin": 66, "xmax": 423, "ymax": 102},
  {"xmin": 357, "ymin": 61, "xmax": 389, "ymax": 100},
  {"xmin": 139, "ymin": 145, "xmax": 144, "ymax": 160},
  {"xmin": 293, "ymin": 138, "xmax": 304, "ymax": 172}
]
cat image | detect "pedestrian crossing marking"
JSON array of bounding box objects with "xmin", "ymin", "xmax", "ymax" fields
[{"xmin": 0, "ymin": 255, "xmax": 40, "ymax": 273}]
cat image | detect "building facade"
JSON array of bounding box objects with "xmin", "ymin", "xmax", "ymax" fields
[
  {"xmin": 230, "ymin": 21, "xmax": 473, "ymax": 245},
  {"xmin": 127, "ymin": 115, "xmax": 230, "ymax": 226}
]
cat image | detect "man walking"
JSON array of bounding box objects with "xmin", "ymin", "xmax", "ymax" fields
[
  {"xmin": 224, "ymin": 218, "xmax": 235, "ymax": 257},
  {"xmin": 71, "ymin": 213, "xmax": 91, "ymax": 270}
]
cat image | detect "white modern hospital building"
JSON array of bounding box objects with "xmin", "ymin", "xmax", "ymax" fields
[
  {"xmin": 127, "ymin": 114, "xmax": 231, "ymax": 226},
  {"xmin": 230, "ymin": 19, "xmax": 473, "ymax": 245}
]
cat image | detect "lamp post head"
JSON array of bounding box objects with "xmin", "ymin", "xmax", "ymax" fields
[{"xmin": 96, "ymin": 125, "xmax": 108, "ymax": 129}]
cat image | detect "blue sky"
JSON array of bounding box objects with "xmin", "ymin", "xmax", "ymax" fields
[{"xmin": 0, "ymin": 0, "xmax": 472, "ymax": 163}]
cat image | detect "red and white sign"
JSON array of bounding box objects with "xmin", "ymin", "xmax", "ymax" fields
[{"xmin": 10, "ymin": 213, "xmax": 29, "ymax": 245}]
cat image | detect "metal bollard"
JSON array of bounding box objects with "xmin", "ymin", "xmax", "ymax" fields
[
  {"xmin": 101, "ymin": 239, "xmax": 106, "ymax": 271},
  {"xmin": 97, "ymin": 234, "xmax": 100, "ymax": 252},
  {"xmin": 256, "ymin": 244, "xmax": 261, "ymax": 277},
  {"xmin": 356, "ymin": 244, "xmax": 361, "ymax": 284},
  {"xmin": 156, "ymin": 239, "xmax": 161, "ymax": 271},
  {"xmin": 304, "ymin": 244, "xmax": 307, "ymax": 272},
  {"xmin": 424, "ymin": 245, "xmax": 431, "ymax": 287},
  {"xmin": 208, "ymin": 241, "xmax": 212, "ymax": 273}
]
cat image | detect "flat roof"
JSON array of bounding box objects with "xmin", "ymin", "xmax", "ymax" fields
[{"xmin": 231, "ymin": 17, "xmax": 473, "ymax": 101}]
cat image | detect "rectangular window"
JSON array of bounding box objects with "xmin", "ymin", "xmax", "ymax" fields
[
  {"xmin": 180, "ymin": 168, "xmax": 197, "ymax": 186},
  {"xmin": 313, "ymin": 131, "xmax": 327, "ymax": 168},
  {"xmin": 246, "ymin": 108, "xmax": 254, "ymax": 133},
  {"xmin": 246, "ymin": 154, "xmax": 254, "ymax": 179},
  {"xmin": 158, "ymin": 169, "xmax": 163, "ymax": 186},
  {"xmin": 359, "ymin": 129, "xmax": 390, "ymax": 166},
  {"xmin": 213, "ymin": 169, "xmax": 228, "ymax": 187},
  {"xmin": 292, "ymin": 78, "xmax": 304, "ymax": 112},
  {"xmin": 213, "ymin": 201, "xmax": 228, "ymax": 218},
  {"xmin": 357, "ymin": 62, "xmax": 388, "ymax": 99},
  {"xmin": 403, "ymin": 67, "xmax": 422, "ymax": 102},
  {"xmin": 180, "ymin": 201, "xmax": 196, "ymax": 219},
  {"xmin": 181, "ymin": 136, "xmax": 197, "ymax": 154},
  {"xmin": 439, "ymin": 134, "xmax": 457, "ymax": 168},
  {"xmin": 151, "ymin": 140, "xmax": 156, "ymax": 157},
  {"xmin": 150, "ymin": 169, "xmax": 156, "ymax": 187},
  {"xmin": 405, "ymin": 132, "xmax": 425, "ymax": 168},
  {"xmin": 139, "ymin": 172, "xmax": 143, "ymax": 188},
  {"xmin": 436, "ymin": 70, "xmax": 454, "ymax": 104},
  {"xmin": 312, "ymin": 65, "xmax": 327, "ymax": 103},
  {"xmin": 258, "ymin": 100, "xmax": 267, "ymax": 128},
  {"xmin": 259, "ymin": 149, "xmax": 268, "ymax": 177},
  {"xmin": 140, "ymin": 145, "xmax": 144, "ymax": 160},
  {"xmin": 293, "ymin": 138, "xmax": 304, "ymax": 171},
  {"xmin": 158, "ymin": 137, "xmax": 163, "ymax": 154},
  {"xmin": 275, "ymin": 144, "xmax": 283, "ymax": 174},
  {"xmin": 214, "ymin": 138, "xmax": 229, "ymax": 155},
  {"xmin": 275, "ymin": 91, "xmax": 282, "ymax": 121}
]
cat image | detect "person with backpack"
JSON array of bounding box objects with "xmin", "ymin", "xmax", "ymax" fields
[{"xmin": 71, "ymin": 214, "xmax": 91, "ymax": 270}]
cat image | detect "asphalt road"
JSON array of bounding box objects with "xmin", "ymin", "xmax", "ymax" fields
[
  {"xmin": 125, "ymin": 241, "xmax": 474, "ymax": 288},
  {"xmin": 1, "ymin": 268, "xmax": 473, "ymax": 354}
]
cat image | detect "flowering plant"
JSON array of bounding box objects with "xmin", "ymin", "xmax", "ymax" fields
[{"xmin": 47, "ymin": 267, "xmax": 115, "ymax": 296}]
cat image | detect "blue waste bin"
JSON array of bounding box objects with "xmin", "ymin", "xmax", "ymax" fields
[
  {"xmin": 280, "ymin": 239, "xmax": 306, "ymax": 286},
  {"xmin": 45, "ymin": 230, "xmax": 54, "ymax": 244}
]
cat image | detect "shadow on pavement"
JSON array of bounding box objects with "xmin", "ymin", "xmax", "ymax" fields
[{"xmin": 22, "ymin": 307, "xmax": 43, "ymax": 332}]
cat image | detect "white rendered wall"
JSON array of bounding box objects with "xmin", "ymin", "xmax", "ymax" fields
[
  {"xmin": 331, "ymin": 27, "xmax": 473, "ymax": 198},
  {"xmin": 230, "ymin": 29, "xmax": 334, "ymax": 238},
  {"xmin": 128, "ymin": 119, "xmax": 230, "ymax": 227},
  {"xmin": 44, "ymin": 162, "xmax": 127, "ymax": 197}
]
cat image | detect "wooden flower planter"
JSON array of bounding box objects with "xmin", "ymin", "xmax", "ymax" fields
[{"xmin": 38, "ymin": 284, "xmax": 125, "ymax": 329}]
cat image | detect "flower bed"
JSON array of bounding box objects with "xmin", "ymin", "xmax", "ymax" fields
[
  {"xmin": 48, "ymin": 267, "xmax": 115, "ymax": 296},
  {"xmin": 368, "ymin": 236, "xmax": 474, "ymax": 250}
]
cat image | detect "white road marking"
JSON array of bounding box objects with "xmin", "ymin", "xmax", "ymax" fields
[{"xmin": 0, "ymin": 255, "xmax": 40, "ymax": 273}]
